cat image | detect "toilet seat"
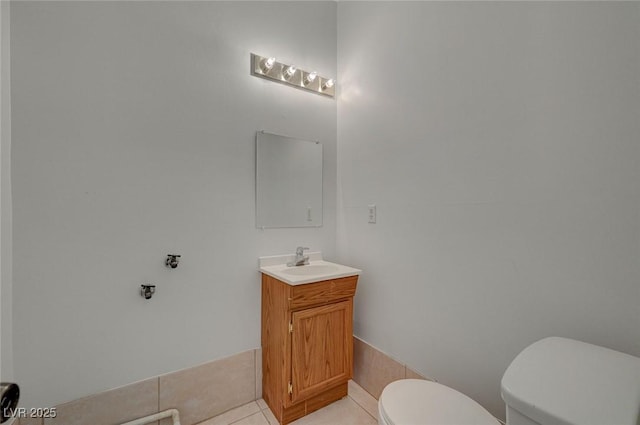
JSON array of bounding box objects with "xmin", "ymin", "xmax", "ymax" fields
[{"xmin": 378, "ymin": 379, "xmax": 499, "ymax": 425}]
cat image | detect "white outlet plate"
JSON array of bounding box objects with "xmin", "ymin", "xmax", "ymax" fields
[{"xmin": 368, "ymin": 204, "xmax": 376, "ymax": 223}]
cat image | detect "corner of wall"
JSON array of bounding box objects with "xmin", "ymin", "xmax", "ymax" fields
[{"xmin": 0, "ymin": 0, "xmax": 14, "ymax": 381}]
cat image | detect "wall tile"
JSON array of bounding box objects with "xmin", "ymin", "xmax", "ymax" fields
[
  {"xmin": 18, "ymin": 418, "xmax": 43, "ymax": 425},
  {"xmin": 44, "ymin": 378, "xmax": 158, "ymax": 425},
  {"xmin": 159, "ymin": 350, "xmax": 255, "ymax": 425},
  {"xmin": 347, "ymin": 380, "xmax": 378, "ymax": 421},
  {"xmin": 255, "ymin": 348, "xmax": 262, "ymax": 400},
  {"xmin": 352, "ymin": 337, "xmax": 404, "ymax": 399},
  {"xmin": 195, "ymin": 402, "xmax": 260, "ymax": 425},
  {"xmin": 404, "ymin": 366, "xmax": 429, "ymax": 381}
]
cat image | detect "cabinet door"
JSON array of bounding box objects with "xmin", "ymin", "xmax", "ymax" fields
[{"xmin": 290, "ymin": 300, "xmax": 352, "ymax": 404}]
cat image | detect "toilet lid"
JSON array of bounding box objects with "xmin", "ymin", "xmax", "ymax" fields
[{"xmin": 379, "ymin": 379, "xmax": 499, "ymax": 425}]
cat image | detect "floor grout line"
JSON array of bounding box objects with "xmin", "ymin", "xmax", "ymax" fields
[
  {"xmin": 208, "ymin": 394, "xmax": 376, "ymax": 425},
  {"xmin": 237, "ymin": 402, "xmax": 262, "ymax": 425},
  {"xmin": 227, "ymin": 411, "xmax": 256, "ymax": 425},
  {"xmin": 347, "ymin": 394, "xmax": 377, "ymax": 421},
  {"xmin": 195, "ymin": 401, "xmax": 262, "ymax": 425},
  {"xmin": 352, "ymin": 381, "xmax": 378, "ymax": 400}
]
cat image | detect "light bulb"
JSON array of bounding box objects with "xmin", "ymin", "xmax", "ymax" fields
[
  {"xmin": 322, "ymin": 78, "xmax": 335, "ymax": 90},
  {"xmin": 260, "ymin": 57, "xmax": 276, "ymax": 73},
  {"xmin": 304, "ymin": 71, "xmax": 318, "ymax": 86},
  {"xmin": 284, "ymin": 65, "xmax": 297, "ymax": 80}
]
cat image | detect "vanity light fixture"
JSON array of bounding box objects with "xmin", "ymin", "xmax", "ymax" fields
[
  {"xmin": 250, "ymin": 53, "xmax": 335, "ymax": 98},
  {"xmin": 260, "ymin": 56, "xmax": 276, "ymax": 73},
  {"xmin": 304, "ymin": 71, "xmax": 318, "ymax": 86},
  {"xmin": 283, "ymin": 65, "xmax": 297, "ymax": 80}
]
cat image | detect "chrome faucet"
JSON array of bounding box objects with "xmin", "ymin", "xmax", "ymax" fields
[{"xmin": 288, "ymin": 246, "xmax": 310, "ymax": 267}]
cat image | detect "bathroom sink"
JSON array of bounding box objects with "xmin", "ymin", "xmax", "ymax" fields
[
  {"xmin": 280, "ymin": 264, "xmax": 340, "ymax": 276},
  {"xmin": 258, "ymin": 253, "xmax": 361, "ymax": 285}
]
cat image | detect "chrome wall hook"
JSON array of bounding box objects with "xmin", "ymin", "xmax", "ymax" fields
[
  {"xmin": 165, "ymin": 254, "xmax": 181, "ymax": 269},
  {"xmin": 140, "ymin": 284, "xmax": 156, "ymax": 300}
]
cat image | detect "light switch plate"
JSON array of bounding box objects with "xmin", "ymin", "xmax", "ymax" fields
[{"xmin": 368, "ymin": 204, "xmax": 376, "ymax": 223}]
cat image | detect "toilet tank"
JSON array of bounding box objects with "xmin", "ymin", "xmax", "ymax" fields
[{"xmin": 501, "ymin": 337, "xmax": 640, "ymax": 425}]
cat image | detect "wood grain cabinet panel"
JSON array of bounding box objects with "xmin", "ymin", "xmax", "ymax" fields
[
  {"xmin": 289, "ymin": 276, "xmax": 358, "ymax": 310},
  {"xmin": 291, "ymin": 300, "xmax": 352, "ymax": 403},
  {"xmin": 261, "ymin": 274, "xmax": 358, "ymax": 424}
]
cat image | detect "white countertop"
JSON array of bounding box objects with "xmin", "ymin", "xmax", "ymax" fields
[{"xmin": 259, "ymin": 252, "xmax": 361, "ymax": 285}]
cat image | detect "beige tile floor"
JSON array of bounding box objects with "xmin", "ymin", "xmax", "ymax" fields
[{"xmin": 196, "ymin": 381, "xmax": 378, "ymax": 425}]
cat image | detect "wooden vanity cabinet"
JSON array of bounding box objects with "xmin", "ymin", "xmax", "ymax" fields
[{"xmin": 261, "ymin": 273, "xmax": 358, "ymax": 424}]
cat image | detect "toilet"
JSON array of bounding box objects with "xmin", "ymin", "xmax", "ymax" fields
[
  {"xmin": 501, "ymin": 337, "xmax": 640, "ymax": 425},
  {"xmin": 378, "ymin": 379, "xmax": 499, "ymax": 425},
  {"xmin": 378, "ymin": 337, "xmax": 640, "ymax": 425}
]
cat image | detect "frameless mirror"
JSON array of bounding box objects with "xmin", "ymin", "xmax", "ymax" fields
[{"xmin": 256, "ymin": 131, "xmax": 323, "ymax": 228}]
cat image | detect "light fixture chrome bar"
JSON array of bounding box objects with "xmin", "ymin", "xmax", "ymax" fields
[{"xmin": 250, "ymin": 53, "xmax": 335, "ymax": 98}]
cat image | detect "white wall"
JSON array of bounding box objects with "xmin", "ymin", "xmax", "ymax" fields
[
  {"xmin": 337, "ymin": 2, "xmax": 640, "ymax": 419},
  {"xmin": 11, "ymin": 1, "xmax": 336, "ymax": 408},
  {"xmin": 11, "ymin": 0, "xmax": 640, "ymax": 416},
  {"xmin": 0, "ymin": 0, "xmax": 12, "ymax": 382}
]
